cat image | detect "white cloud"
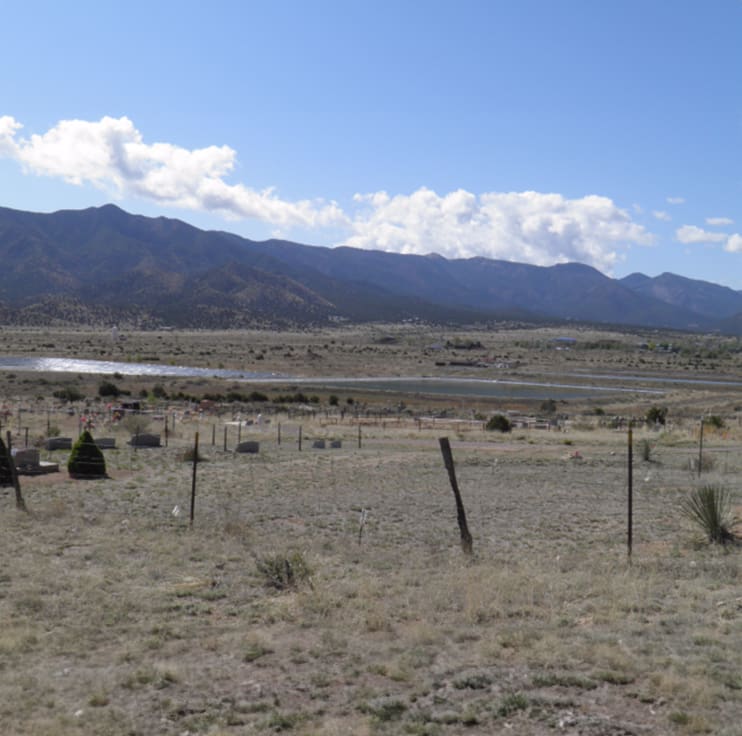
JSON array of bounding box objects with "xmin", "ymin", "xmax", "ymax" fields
[
  {"xmin": 652, "ymin": 210, "xmax": 671, "ymax": 221},
  {"xmin": 1, "ymin": 114, "xmax": 656, "ymax": 273},
  {"xmin": 677, "ymin": 225, "xmax": 742, "ymax": 254},
  {"xmin": 706, "ymin": 216, "xmax": 733, "ymax": 226},
  {"xmin": 347, "ymin": 188, "xmax": 653, "ymax": 273},
  {"xmin": 0, "ymin": 115, "xmax": 345, "ymax": 228},
  {"xmin": 724, "ymin": 234, "xmax": 742, "ymax": 253},
  {"xmin": 676, "ymin": 225, "xmax": 728, "ymax": 244},
  {"xmin": 666, "ymin": 196, "xmax": 685, "ymax": 205}
]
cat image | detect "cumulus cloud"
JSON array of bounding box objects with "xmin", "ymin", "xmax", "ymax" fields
[
  {"xmin": 0, "ymin": 115, "xmax": 655, "ymax": 273},
  {"xmin": 346, "ymin": 188, "xmax": 653, "ymax": 273},
  {"xmin": 675, "ymin": 225, "xmax": 728, "ymax": 244},
  {"xmin": 652, "ymin": 210, "xmax": 671, "ymax": 221},
  {"xmin": 0, "ymin": 115, "xmax": 345, "ymax": 228},
  {"xmin": 666, "ymin": 196, "xmax": 685, "ymax": 205},
  {"xmin": 706, "ymin": 216, "xmax": 733, "ymax": 226},
  {"xmin": 724, "ymin": 234, "xmax": 742, "ymax": 253}
]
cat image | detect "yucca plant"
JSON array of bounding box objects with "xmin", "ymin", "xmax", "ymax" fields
[{"xmin": 680, "ymin": 485, "xmax": 739, "ymax": 545}]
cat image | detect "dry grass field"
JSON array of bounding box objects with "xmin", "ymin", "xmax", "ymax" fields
[{"xmin": 1, "ymin": 325, "xmax": 741, "ymax": 735}]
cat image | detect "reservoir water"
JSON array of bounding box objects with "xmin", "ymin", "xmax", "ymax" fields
[{"xmin": 0, "ymin": 355, "xmax": 671, "ymax": 400}]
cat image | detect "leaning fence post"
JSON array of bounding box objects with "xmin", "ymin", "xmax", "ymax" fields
[
  {"xmin": 190, "ymin": 432, "xmax": 199, "ymax": 528},
  {"xmin": 438, "ymin": 437, "xmax": 473, "ymax": 557}
]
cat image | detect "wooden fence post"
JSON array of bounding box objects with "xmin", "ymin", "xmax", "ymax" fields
[
  {"xmin": 627, "ymin": 422, "xmax": 633, "ymax": 562},
  {"xmin": 698, "ymin": 417, "xmax": 704, "ymax": 478},
  {"xmin": 190, "ymin": 432, "xmax": 199, "ymax": 528},
  {"xmin": 438, "ymin": 437, "xmax": 473, "ymax": 557}
]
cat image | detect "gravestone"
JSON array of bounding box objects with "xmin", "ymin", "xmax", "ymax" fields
[
  {"xmin": 45, "ymin": 437, "xmax": 73, "ymax": 451},
  {"xmin": 235, "ymin": 441, "xmax": 260, "ymax": 454},
  {"xmin": 95, "ymin": 437, "xmax": 116, "ymax": 450},
  {"xmin": 128, "ymin": 433, "xmax": 161, "ymax": 448},
  {"xmin": 330, "ymin": 440, "xmax": 342, "ymax": 449},
  {"xmin": 12, "ymin": 448, "xmax": 40, "ymax": 471},
  {"xmin": 312, "ymin": 439, "xmax": 326, "ymax": 449}
]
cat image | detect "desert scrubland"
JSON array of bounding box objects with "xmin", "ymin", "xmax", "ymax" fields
[{"xmin": 1, "ymin": 324, "xmax": 741, "ymax": 735}]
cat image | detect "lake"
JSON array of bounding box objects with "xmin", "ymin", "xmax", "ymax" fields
[{"xmin": 0, "ymin": 355, "xmax": 670, "ymax": 400}]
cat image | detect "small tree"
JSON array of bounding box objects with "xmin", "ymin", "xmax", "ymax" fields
[
  {"xmin": 122, "ymin": 414, "xmax": 151, "ymax": 436},
  {"xmin": 704, "ymin": 415, "xmax": 724, "ymax": 430},
  {"xmin": 486, "ymin": 414, "xmax": 512, "ymax": 433},
  {"xmin": 540, "ymin": 398, "xmax": 557, "ymax": 414},
  {"xmin": 646, "ymin": 405, "xmax": 667, "ymax": 426},
  {"xmin": 68, "ymin": 430, "xmax": 107, "ymax": 478},
  {"xmin": 98, "ymin": 381, "xmax": 121, "ymax": 398}
]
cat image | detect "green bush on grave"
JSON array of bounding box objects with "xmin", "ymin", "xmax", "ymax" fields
[{"xmin": 67, "ymin": 430, "xmax": 107, "ymax": 478}]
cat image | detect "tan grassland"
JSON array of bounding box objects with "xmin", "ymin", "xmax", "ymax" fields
[{"xmin": 1, "ymin": 324, "xmax": 741, "ymax": 735}]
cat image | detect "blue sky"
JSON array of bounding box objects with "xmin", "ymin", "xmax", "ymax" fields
[{"xmin": 2, "ymin": 1, "xmax": 741, "ymax": 287}]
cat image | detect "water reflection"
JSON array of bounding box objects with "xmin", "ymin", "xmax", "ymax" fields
[
  {"xmin": 0, "ymin": 356, "xmax": 665, "ymax": 400},
  {"xmin": 0, "ymin": 356, "xmax": 283, "ymax": 380}
]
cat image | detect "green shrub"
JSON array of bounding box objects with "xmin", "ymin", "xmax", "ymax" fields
[
  {"xmin": 540, "ymin": 398, "xmax": 557, "ymax": 414},
  {"xmin": 680, "ymin": 485, "xmax": 739, "ymax": 545},
  {"xmin": 704, "ymin": 415, "xmax": 724, "ymax": 429},
  {"xmin": 646, "ymin": 405, "xmax": 667, "ymax": 426},
  {"xmin": 497, "ymin": 692, "xmax": 529, "ymax": 717},
  {"xmin": 486, "ymin": 414, "xmax": 512, "ymax": 433},
  {"xmin": 152, "ymin": 384, "xmax": 168, "ymax": 399},
  {"xmin": 67, "ymin": 430, "xmax": 107, "ymax": 478},
  {"xmin": 255, "ymin": 552, "xmax": 312, "ymax": 590},
  {"xmin": 98, "ymin": 381, "xmax": 121, "ymax": 398},
  {"xmin": 53, "ymin": 387, "xmax": 84, "ymax": 402}
]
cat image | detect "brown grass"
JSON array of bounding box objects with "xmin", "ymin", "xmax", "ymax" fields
[{"xmin": 1, "ymin": 325, "xmax": 741, "ymax": 734}]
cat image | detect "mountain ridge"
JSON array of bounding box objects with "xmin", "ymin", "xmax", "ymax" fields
[{"xmin": 0, "ymin": 203, "xmax": 739, "ymax": 332}]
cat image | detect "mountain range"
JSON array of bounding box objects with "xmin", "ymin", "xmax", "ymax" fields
[{"xmin": 2, "ymin": 203, "xmax": 742, "ymax": 333}]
